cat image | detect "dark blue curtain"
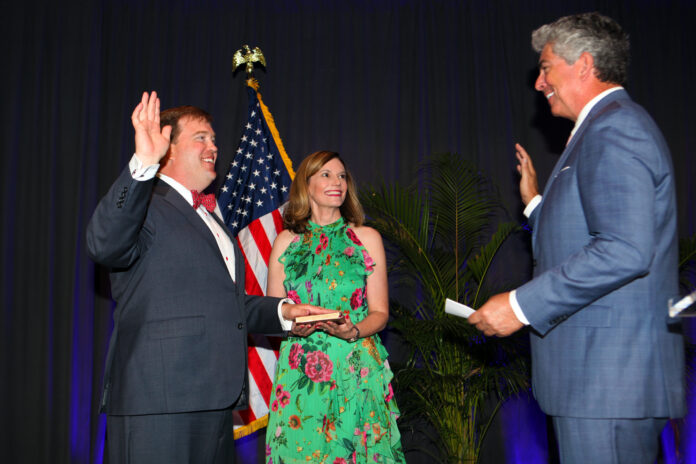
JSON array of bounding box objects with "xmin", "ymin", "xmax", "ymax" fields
[{"xmin": 2, "ymin": 1, "xmax": 694, "ymax": 462}]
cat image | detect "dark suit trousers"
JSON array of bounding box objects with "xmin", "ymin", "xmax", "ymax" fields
[
  {"xmin": 552, "ymin": 416, "xmax": 667, "ymax": 464},
  {"xmin": 106, "ymin": 407, "xmax": 235, "ymax": 464}
]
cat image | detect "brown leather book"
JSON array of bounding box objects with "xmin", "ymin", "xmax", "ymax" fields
[{"xmin": 295, "ymin": 312, "xmax": 344, "ymax": 323}]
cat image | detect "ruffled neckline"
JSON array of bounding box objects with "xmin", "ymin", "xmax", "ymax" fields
[{"xmin": 307, "ymin": 216, "xmax": 345, "ymax": 232}]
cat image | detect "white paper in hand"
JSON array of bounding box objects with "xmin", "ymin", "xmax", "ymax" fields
[
  {"xmin": 668, "ymin": 290, "xmax": 696, "ymax": 317},
  {"xmin": 444, "ymin": 298, "xmax": 476, "ymax": 319}
]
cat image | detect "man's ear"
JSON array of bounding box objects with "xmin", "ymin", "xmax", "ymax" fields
[
  {"xmin": 160, "ymin": 148, "xmax": 175, "ymax": 167},
  {"xmin": 577, "ymin": 51, "xmax": 595, "ymax": 80}
]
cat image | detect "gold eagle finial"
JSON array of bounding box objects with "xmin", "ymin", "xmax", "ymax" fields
[{"xmin": 232, "ymin": 45, "xmax": 266, "ymax": 77}]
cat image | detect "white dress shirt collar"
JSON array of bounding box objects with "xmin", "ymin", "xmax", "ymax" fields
[
  {"xmin": 570, "ymin": 86, "xmax": 623, "ymax": 140},
  {"xmin": 156, "ymin": 172, "xmax": 195, "ymax": 206}
]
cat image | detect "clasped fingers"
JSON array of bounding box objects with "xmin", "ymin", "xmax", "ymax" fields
[
  {"xmin": 291, "ymin": 322, "xmax": 317, "ymax": 337},
  {"xmin": 316, "ymin": 320, "xmax": 353, "ymax": 340}
]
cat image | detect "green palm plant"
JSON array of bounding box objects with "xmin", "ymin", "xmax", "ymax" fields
[
  {"xmin": 678, "ymin": 235, "xmax": 696, "ymax": 378},
  {"xmin": 666, "ymin": 234, "xmax": 696, "ymax": 455},
  {"xmin": 360, "ymin": 153, "xmax": 530, "ymax": 463},
  {"xmin": 679, "ymin": 235, "xmax": 696, "ymax": 294}
]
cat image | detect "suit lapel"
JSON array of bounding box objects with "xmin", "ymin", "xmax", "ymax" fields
[
  {"xmin": 210, "ymin": 209, "xmax": 234, "ymax": 241},
  {"xmin": 542, "ymin": 119, "xmax": 588, "ymax": 197},
  {"xmin": 154, "ymin": 180, "xmax": 225, "ymax": 259},
  {"xmin": 210, "ymin": 211, "xmax": 245, "ymax": 295},
  {"xmin": 532, "ymin": 90, "xmax": 631, "ymax": 254},
  {"xmin": 154, "ymin": 180, "xmax": 245, "ymax": 294},
  {"xmin": 540, "ymin": 89, "xmax": 630, "ymax": 198}
]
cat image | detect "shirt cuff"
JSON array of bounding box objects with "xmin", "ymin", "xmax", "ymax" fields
[
  {"xmin": 523, "ymin": 195, "xmax": 542, "ymax": 218},
  {"xmin": 277, "ymin": 298, "xmax": 294, "ymax": 331},
  {"xmin": 129, "ymin": 153, "xmax": 160, "ymax": 181},
  {"xmin": 509, "ymin": 290, "xmax": 530, "ymax": 325}
]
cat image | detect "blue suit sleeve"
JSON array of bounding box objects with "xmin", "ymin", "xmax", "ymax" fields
[{"xmin": 86, "ymin": 167, "xmax": 154, "ymax": 268}]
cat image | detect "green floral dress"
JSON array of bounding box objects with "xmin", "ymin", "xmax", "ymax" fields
[{"xmin": 266, "ymin": 217, "xmax": 405, "ymax": 464}]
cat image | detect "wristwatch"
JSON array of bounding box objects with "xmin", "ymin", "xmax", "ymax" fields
[{"xmin": 347, "ymin": 325, "xmax": 360, "ymax": 343}]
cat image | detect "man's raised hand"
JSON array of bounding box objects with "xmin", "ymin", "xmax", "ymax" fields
[
  {"xmin": 515, "ymin": 143, "xmax": 539, "ymax": 206},
  {"xmin": 131, "ymin": 91, "xmax": 173, "ymax": 166}
]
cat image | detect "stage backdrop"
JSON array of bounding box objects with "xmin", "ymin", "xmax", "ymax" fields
[{"xmin": 1, "ymin": 1, "xmax": 694, "ymax": 463}]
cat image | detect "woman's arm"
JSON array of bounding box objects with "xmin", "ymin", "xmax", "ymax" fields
[
  {"xmin": 266, "ymin": 229, "xmax": 293, "ymax": 298},
  {"xmin": 268, "ymin": 229, "xmax": 320, "ymax": 337}
]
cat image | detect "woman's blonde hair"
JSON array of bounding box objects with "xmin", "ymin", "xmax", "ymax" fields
[{"xmin": 284, "ymin": 151, "xmax": 364, "ymax": 234}]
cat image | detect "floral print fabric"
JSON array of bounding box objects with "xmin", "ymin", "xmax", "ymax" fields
[{"xmin": 266, "ymin": 217, "xmax": 405, "ymax": 464}]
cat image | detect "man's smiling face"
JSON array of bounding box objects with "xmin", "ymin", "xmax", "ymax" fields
[
  {"xmin": 535, "ymin": 43, "xmax": 584, "ymax": 122},
  {"xmin": 166, "ymin": 116, "xmax": 218, "ymax": 191}
]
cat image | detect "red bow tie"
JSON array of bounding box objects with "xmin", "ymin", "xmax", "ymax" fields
[{"xmin": 191, "ymin": 190, "xmax": 216, "ymax": 212}]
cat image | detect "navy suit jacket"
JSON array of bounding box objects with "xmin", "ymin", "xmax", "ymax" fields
[
  {"xmin": 516, "ymin": 89, "xmax": 685, "ymax": 419},
  {"xmin": 87, "ymin": 167, "xmax": 283, "ymax": 415}
]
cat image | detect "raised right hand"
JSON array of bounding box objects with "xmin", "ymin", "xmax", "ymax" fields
[
  {"xmin": 515, "ymin": 143, "xmax": 539, "ymax": 206},
  {"xmin": 131, "ymin": 91, "xmax": 172, "ymax": 166}
]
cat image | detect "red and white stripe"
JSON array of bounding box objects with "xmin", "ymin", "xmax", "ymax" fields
[{"xmin": 232, "ymin": 206, "xmax": 286, "ymax": 434}]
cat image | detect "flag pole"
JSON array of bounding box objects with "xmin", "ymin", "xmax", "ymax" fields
[
  {"xmin": 224, "ymin": 45, "xmax": 295, "ymax": 440},
  {"xmin": 232, "ymin": 45, "xmax": 294, "ymax": 180}
]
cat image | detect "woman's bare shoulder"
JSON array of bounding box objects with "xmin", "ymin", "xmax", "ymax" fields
[
  {"xmin": 350, "ymin": 225, "xmax": 383, "ymax": 248},
  {"xmin": 272, "ymin": 229, "xmax": 299, "ymax": 255}
]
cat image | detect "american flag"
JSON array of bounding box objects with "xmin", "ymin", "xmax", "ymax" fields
[{"xmin": 217, "ymin": 78, "xmax": 294, "ymax": 438}]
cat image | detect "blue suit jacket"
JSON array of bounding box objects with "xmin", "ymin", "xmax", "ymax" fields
[
  {"xmin": 87, "ymin": 167, "xmax": 283, "ymax": 415},
  {"xmin": 516, "ymin": 89, "xmax": 685, "ymax": 419}
]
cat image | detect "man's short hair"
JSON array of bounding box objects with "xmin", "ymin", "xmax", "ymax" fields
[
  {"xmin": 160, "ymin": 106, "xmax": 213, "ymax": 143},
  {"xmin": 532, "ymin": 12, "xmax": 630, "ymax": 85}
]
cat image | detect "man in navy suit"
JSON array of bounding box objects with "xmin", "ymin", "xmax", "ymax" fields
[
  {"xmin": 87, "ymin": 92, "xmax": 327, "ymax": 463},
  {"xmin": 469, "ymin": 13, "xmax": 685, "ymax": 463}
]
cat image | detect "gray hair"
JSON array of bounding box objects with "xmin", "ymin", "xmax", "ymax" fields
[{"xmin": 532, "ymin": 12, "xmax": 630, "ymax": 85}]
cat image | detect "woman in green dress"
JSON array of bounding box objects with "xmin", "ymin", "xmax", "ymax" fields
[{"xmin": 265, "ymin": 151, "xmax": 405, "ymax": 464}]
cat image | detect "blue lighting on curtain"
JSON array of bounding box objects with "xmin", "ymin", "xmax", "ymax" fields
[
  {"xmin": 501, "ymin": 392, "xmax": 549, "ymax": 463},
  {"xmin": 93, "ymin": 302, "xmax": 114, "ymax": 463},
  {"xmin": 661, "ymin": 423, "xmax": 678, "ymax": 464},
  {"xmin": 237, "ymin": 429, "xmax": 263, "ymax": 462},
  {"xmin": 94, "ymin": 413, "xmax": 107, "ymax": 464},
  {"xmin": 70, "ymin": 244, "xmax": 93, "ymax": 461},
  {"xmin": 681, "ymin": 319, "xmax": 696, "ymax": 463}
]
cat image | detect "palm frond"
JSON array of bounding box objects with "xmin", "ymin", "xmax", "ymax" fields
[
  {"xmin": 679, "ymin": 236, "xmax": 696, "ymax": 293},
  {"xmin": 424, "ymin": 156, "xmax": 498, "ymax": 240},
  {"xmin": 361, "ymin": 183, "xmax": 447, "ymax": 302},
  {"xmin": 363, "ymin": 153, "xmax": 530, "ymax": 463},
  {"xmin": 463, "ymin": 221, "xmax": 521, "ymax": 308},
  {"xmin": 421, "ymin": 155, "xmax": 500, "ymax": 265},
  {"xmin": 679, "ymin": 234, "xmax": 696, "ymax": 384}
]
